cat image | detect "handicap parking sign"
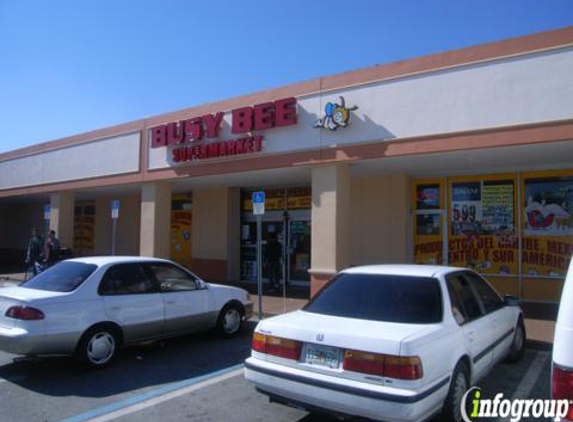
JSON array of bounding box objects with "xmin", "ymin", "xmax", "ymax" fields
[{"xmin": 252, "ymin": 191, "xmax": 265, "ymax": 215}]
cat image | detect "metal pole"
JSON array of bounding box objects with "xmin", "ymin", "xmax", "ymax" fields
[
  {"xmin": 256, "ymin": 214, "xmax": 263, "ymax": 320},
  {"xmin": 111, "ymin": 219, "xmax": 117, "ymax": 256},
  {"xmin": 283, "ymin": 211, "xmax": 290, "ymax": 310}
]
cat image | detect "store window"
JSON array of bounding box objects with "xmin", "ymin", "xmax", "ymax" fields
[
  {"xmin": 522, "ymin": 174, "xmax": 573, "ymax": 278},
  {"xmin": 171, "ymin": 194, "xmax": 193, "ymax": 268},
  {"xmin": 240, "ymin": 187, "xmax": 311, "ymax": 283},
  {"xmin": 448, "ymin": 176, "xmax": 518, "ymax": 276},
  {"xmin": 74, "ymin": 202, "xmax": 95, "ymax": 256},
  {"xmin": 414, "ymin": 170, "xmax": 573, "ymax": 302},
  {"xmin": 413, "ymin": 181, "xmax": 444, "ymax": 265}
]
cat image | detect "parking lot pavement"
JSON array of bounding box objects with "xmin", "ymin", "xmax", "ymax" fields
[
  {"xmin": 0, "ymin": 321, "xmax": 552, "ymax": 422},
  {"xmin": 0, "ymin": 326, "xmax": 254, "ymax": 422}
]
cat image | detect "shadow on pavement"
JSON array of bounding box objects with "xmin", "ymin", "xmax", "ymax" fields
[{"xmin": 0, "ymin": 322, "xmax": 256, "ymax": 399}]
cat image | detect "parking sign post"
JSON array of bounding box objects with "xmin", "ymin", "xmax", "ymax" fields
[
  {"xmin": 111, "ymin": 200, "xmax": 120, "ymax": 255},
  {"xmin": 252, "ymin": 191, "xmax": 265, "ymax": 320}
]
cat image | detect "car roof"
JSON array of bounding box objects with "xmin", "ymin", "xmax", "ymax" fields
[
  {"xmin": 340, "ymin": 264, "xmax": 468, "ymax": 278},
  {"xmin": 65, "ymin": 256, "xmax": 172, "ymax": 266}
]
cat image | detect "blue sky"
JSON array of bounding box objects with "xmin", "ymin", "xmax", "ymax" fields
[{"xmin": 0, "ymin": 0, "xmax": 572, "ymax": 153}]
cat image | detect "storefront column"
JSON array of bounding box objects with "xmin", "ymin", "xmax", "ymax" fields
[
  {"xmin": 140, "ymin": 182, "xmax": 171, "ymax": 258},
  {"xmin": 191, "ymin": 187, "xmax": 239, "ymax": 282},
  {"xmin": 310, "ymin": 164, "xmax": 350, "ymax": 296},
  {"xmin": 49, "ymin": 192, "xmax": 75, "ymax": 249}
]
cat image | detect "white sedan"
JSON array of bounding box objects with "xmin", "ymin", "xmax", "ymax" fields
[
  {"xmin": 0, "ymin": 256, "xmax": 252, "ymax": 368},
  {"xmin": 245, "ymin": 265, "xmax": 525, "ymax": 422},
  {"xmin": 552, "ymin": 258, "xmax": 573, "ymax": 421}
]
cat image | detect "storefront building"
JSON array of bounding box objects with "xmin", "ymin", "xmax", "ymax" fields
[{"xmin": 1, "ymin": 27, "xmax": 572, "ymax": 302}]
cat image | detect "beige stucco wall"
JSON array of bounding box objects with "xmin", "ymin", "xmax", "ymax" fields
[
  {"xmin": 192, "ymin": 187, "xmax": 230, "ymax": 260},
  {"xmin": 94, "ymin": 194, "xmax": 141, "ymax": 256},
  {"xmin": 191, "ymin": 187, "xmax": 240, "ymax": 280},
  {"xmin": 349, "ymin": 174, "xmax": 412, "ymax": 266},
  {"xmin": 310, "ymin": 165, "xmax": 351, "ymax": 275}
]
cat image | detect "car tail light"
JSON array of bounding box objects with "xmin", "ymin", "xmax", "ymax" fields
[
  {"xmin": 343, "ymin": 350, "xmax": 385, "ymax": 376},
  {"xmin": 251, "ymin": 333, "xmax": 302, "ymax": 360},
  {"xmin": 553, "ymin": 364, "xmax": 573, "ymax": 421},
  {"xmin": 252, "ymin": 332, "xmax": 267, "ymax": 353},
  {"xmin": 5, "ymin": 306, "xmax": 45, "ymax": 320},
  {"xmin": 343, "ymin": 349, "xmax": 423, "ymax": 380},
  {"xmin": 385, "ymin": 355, "xmax": 423, "ymax": 380}
]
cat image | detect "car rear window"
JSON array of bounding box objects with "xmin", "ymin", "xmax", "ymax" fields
[
  {"xmin": 20, "ymin": 262, "xmax": 97, "ymax": 292},
  {"xmin": 304, "ymin": 273, "xmax": 443, "ymax": 324}
]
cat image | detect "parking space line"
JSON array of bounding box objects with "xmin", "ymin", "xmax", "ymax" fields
[
  {"xmin": 511, "ymin": 350, "xmax": 550, "ymax": 400},
  {"xmin": 55, "ymin": 364, "xmax": 244, "ymax": 422}
]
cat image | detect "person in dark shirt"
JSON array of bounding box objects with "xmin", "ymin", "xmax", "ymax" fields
[
  {"xmin": 264, "ymin": 233, "xmax": 282, "ymax": 292},
  {"xmin": 43, "ymin": 230, "xmax": 59, "ymax": 268},
  {"xmin": 25, "ymin": 228, "xmax": 43, "ymax": 275}
]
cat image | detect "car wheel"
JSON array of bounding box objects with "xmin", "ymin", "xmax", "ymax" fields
[
  {"xmin": 505, "ymin": 318, "xmax": 526, "ymax": 363},
  {"xmin": 75, "ymin": 325, "xmax": 119, "ymax": 369},
  {"xmin": 217, "ymin": 304, "xmax": 244, "ymax": 337},
  {"xmin": 441, "ymin": 361, "xmax": 470, "ymax": 422}
]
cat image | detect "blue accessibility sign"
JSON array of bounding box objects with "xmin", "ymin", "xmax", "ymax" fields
[
  {"xmin": 252, "ymin": 191, "xmax": 265, "ymax": 204},
  {"xmin": 252, "ymin": 191, "xmax": 265, "ymax": 215}
]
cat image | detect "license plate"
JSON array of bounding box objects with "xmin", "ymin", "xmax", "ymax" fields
[{"xmin": 304, "ymin": 344, "xmax": 340, "ymax": 368}]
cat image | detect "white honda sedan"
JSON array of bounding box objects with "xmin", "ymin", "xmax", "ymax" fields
[
  {"xmin": 245, "ymin": 265, "xmax": 525, "ymax": 422},
  {"xmin": 0, "ymin": 256, "xmax": 252, "ymax": 368}
]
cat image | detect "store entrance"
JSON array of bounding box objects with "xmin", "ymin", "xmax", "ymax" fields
[{"xmin": 240, "ymin": 187, "xmax": 311, "ymax": 289}]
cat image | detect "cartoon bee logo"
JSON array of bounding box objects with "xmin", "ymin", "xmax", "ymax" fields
[{"xmin": 315, "ymin": 96, "xmax": 358, "ymax": 131}]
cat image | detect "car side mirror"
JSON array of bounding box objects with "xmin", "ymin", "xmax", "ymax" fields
[{"xmin": 504, "ymin": 295, "xmax": 519, "ymax": 307}]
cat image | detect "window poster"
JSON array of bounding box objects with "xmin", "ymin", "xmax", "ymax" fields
[
  {"xmin": 449, "ymin": 178, "xmax": 517, "ymax": 276},
  {"xmin": 171, "ymin": 194, "xmax": 193, "ymax": 267},
  {"xmin": 413, "ymin": 181, "xmax": 444, "ymax": 266},
  {"xmin": 524, "ymin": 177, "xmax": 573, "ymax": 236},
  {"xmin": 73, "ymin": 203, "xmax": 95, "ymax": 256},
  {"xmin": 416, "ymin": 184, "xmax": 440, "ymax": 210},
  {"xmin": 522, "ymin": 175, "xmax": 573, "ymax": 278},
  {"xmin": 451, "ymin": 182, "xmax": 482, "ymax": 237}
]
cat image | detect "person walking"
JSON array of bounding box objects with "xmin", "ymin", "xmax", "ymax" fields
[
  {"xmin": 43, "ymin": 230, "xmax": 59, "ymax": 268},
  {"xmin": 264, "ymin": 233, "xmax": 282, "ymax": 293},
  {"xmin": 25, "ymin": 228, "xmax": 43, "ymax": 276}
]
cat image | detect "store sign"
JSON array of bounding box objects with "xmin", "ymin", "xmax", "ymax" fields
[{"xmin": 150, "ymin": 97, "xmax": 298, "ymax": 163}]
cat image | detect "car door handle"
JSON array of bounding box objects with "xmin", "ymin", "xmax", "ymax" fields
[
  {"xmin": 166, "ymin": 300, "xmax": 176, "ymax": 305},
  {"xmin": 109, "ymin": 306, "xmax": 121, "ymax": 311},
  {"xmin": 467, "ymin": 331, "xmax": 475, "ymax": 342},
  {"xmin": 493, "ymin": 319, "xmax": 499, "ymax": 328}
]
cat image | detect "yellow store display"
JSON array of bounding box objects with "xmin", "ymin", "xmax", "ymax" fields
[
  {"xmin": 448, "ymin": 174, "xmax": 518, "ymax": 276},
  {"xmin": 413, "ymin": 170, "xmax": 573, "ymax": 302},
  {"xmin": 73, "ymin": 202, "xmax": 95, "ymax": 256},
  {"xmin": 171, "ymin": 194, "xmax": 193, "ymax": 267}
]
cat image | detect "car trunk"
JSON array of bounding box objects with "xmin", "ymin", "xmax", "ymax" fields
[
  {"xmin": 0, "ymin": 287, "xmax": 67, "ymax": 328},
  {"xmin": 256, "ymin": 310, "xmax": 430, "ymax": 384}
]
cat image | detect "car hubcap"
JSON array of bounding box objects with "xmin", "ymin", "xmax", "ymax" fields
[
  {"xmin": 87, "ymin": 332, "xmax": 115, "ymax": 365},
  {"xmin": 223, "ymin": 309, "xmax": 241, "ymax": 333},
  {"xmin": 514, "ymin": 326, "xmax": 524, "ymax": 351},
  {"xmin": 452, "ymin": 372, "xmax": 467, "ymax": 422}
]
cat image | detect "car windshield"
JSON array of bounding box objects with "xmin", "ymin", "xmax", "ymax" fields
[
  {"xmin": 21, "ymin": 262, "xmax": 98, "ymax": 292},
  {"xmin": 303, "ymin": 273, "xmax": 443, "ymax": 324}
]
